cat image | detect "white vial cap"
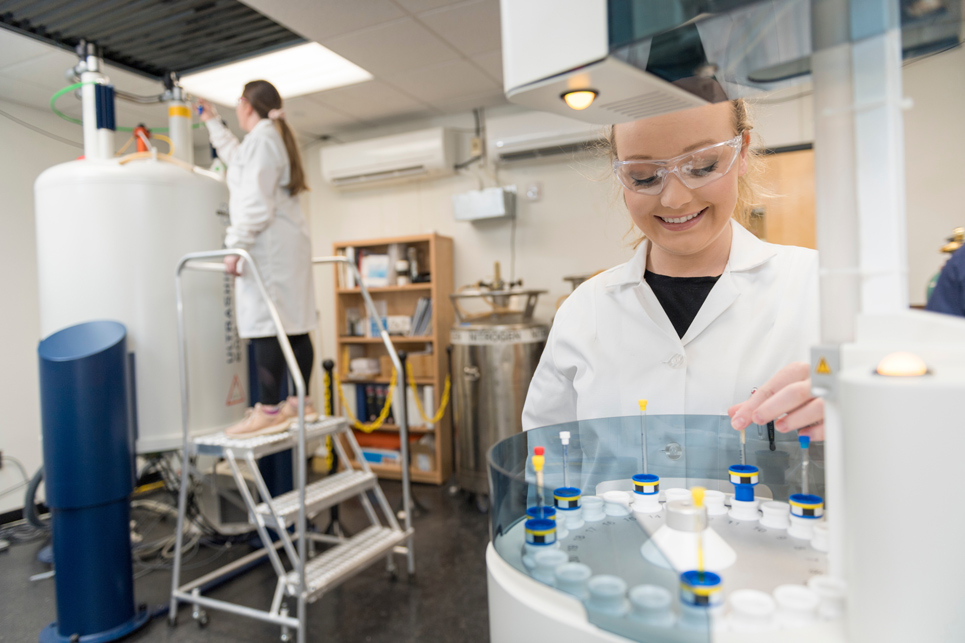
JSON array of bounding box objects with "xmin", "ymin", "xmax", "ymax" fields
[{"xmin": 560, "ymin": 431, "xmax": 570, "ymax": 445}]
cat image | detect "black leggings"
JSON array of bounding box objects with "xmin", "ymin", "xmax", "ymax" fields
[{"xmin": 250, "ymin": 334, "xmax": 314, "ymax": 406}]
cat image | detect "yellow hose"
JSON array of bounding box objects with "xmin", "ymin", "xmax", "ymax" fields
[{"xmin": 334, "ymin": 370, "xmax": 397, "ymax": 433}]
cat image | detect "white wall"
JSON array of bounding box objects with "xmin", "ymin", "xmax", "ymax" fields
[
  {"xmin": 302, "ymin": 107, "xmax": 634, "ymax": 364},
  {"xmin": 747, "ymin": 46, "xmax": 965, "ymax": 305},
  {"xmin": 0, "ymin": 99, "xmax": 80, "ymax": 513},
  {"xmin": 902, "ymin": 46, "xmax": 965, "ymax": 304}
]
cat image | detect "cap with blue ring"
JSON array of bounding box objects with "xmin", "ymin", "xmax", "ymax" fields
[
  {"xmin": 525, "ymin": 518, "xmax": 557, "ymax": 545},
  {"xmin": 526, "ymin": 506, "xmax": 556, "ymax": 521},
  {"xmin": 679, "ymin": 571, "xmax": 723, "ymax": 607},
  {"xmin": 728, "ymin": 464, "xmax": 760, "ymax": 502},
  {"xmin": 632, "ymin": 474, "xmax": 660, "ymax": 496},
  {"xmin": 789, "ymin": 493, "xmax": 824, "ymax": 519},
  {"xmin": 553, "ymin": 487, "xmax": 582, "ymax": 510}
]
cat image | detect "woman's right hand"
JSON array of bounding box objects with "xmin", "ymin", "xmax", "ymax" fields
[
  {"xmin": 196, "ymin": 99, "xmax": 217, "ymax": 122},
  {"xmin": 224, "ymin": 255, "xmax": 242, "ymax": 276}
]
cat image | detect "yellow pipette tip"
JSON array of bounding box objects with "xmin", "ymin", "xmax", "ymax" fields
[
  {"xmin": 691, "ymin": 487, "xmax": 706, "ymax": 508},
  {"xmin": 638, "ymin": 399, "xmax": 648, "ymax": 411},
  {"xmin": 532, "ymin": 455, "xmax": 544, "ymax": 472}
]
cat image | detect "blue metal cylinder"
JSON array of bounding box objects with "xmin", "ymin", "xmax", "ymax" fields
[{"xmin": 37, "ymin": 321, "xmax": 145, "ymax": 642}]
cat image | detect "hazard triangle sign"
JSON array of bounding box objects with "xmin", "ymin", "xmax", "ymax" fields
[{"xmin": 226, "ymin": 375, "xmax": 246, "ymax": 406}]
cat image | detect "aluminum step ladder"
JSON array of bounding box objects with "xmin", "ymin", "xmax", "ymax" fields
[{"xmin": 168, "ymin": 250, "xmax": 415, "ymax": 643}]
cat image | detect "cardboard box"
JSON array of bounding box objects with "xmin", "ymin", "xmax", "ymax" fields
[
  {"xmin": 379, "ymin": 352, "xmax": 433, "ymax": 379},
  {"xmin": 360, "ymin": 448, "xmax": 401, "ymax": 466},
  {"xmin": 410, "ymin": 442, "xmax": 436, "ymax": 472}
]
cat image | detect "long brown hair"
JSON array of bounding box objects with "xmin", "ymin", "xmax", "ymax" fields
[
  {"xmin": 606, "ymin": 99, "xmax": 765, "ymax": 247},
  {"xmin": 242, "ymin": 80, "xmax": 308, "ymax": 196}
]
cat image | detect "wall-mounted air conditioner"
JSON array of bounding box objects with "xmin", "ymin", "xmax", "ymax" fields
[
  {"xmin": 486, "ymin": 110, "xmax": 605, "ymax": 163},
  {"xmin": 321, "ymin": 127, "xmax": 457, "ymax": 189}
]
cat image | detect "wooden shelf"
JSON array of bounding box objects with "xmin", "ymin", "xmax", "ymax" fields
[
  {"xmin": 342, "ymin": 376, "xmax": 434, "ymax": 385},
  {"xmin": 338, "ymin": 336, "xmax": 433, "ymax": 344},
  {"xmin": 369, "ymin": 423, "xmax": 432, "ymax": 433},
  {"xmin": 337, "ymin": 284, "xmax": 431, "ymax": 294},
  {"xmin": 348, "ymin": 459, "xmax": 441, "ymax": 485},
  {"xmin": 335, "ymin": 233, "xmax": 454, "ymax": 486}
]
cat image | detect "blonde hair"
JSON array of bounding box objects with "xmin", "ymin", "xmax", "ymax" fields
[
  {"xmin": 606, "ymin": 99, "xmax": 765, "ymax": 247},
  {"xmin": 243, "ymin": 80, "xmax": 309, "ymax": 197}
]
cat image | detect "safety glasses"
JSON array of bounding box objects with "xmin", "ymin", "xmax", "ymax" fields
[{"xmin": 612, "ymin": 134, "xmax": 743, "ymax": 195}]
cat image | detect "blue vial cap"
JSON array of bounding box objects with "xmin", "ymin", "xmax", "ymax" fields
[
  {"xmin": 789, "ymin": 493, "xmax": 823, "ymax": 506},
  {"xmin": 526, "ymin": 506, "xmax": 556, "ymax": 520},
  {"xmin": 799, "ymin": 435, "xmax": 810, "ymax": 449},
  {"xmin": 553, "ymin": 486, "xmax": 582, "ymax": 499},
  {"xmin": 524, "ymin": 518, "xmax": 556, "ymax": 532},
  {"xmin": 680, "ymin": 570, "xmax": 722, "ymax": 588},
  {"xmin": 632, "ymin": 474, "xmax": 659, "ymax": 484}
]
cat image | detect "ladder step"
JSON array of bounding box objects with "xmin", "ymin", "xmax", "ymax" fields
[
  {"xmin": 288, "ymin": 526, "xmax": 410, "ymax": 601},
  {"xmin": 192, "ymin": 417, "xmax": 348, "ymax": 458},
  {"xmin": 255, "ymin": 470, "xmax": 378, "ymax": 528}
]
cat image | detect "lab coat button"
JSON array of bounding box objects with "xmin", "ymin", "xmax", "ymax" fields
[{"xmin": 668, "ymin": 354, "xmax": 684, "ymax": 368}]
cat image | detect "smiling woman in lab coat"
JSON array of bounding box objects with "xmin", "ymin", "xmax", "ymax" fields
[
  {"xmin": 198, "ymin": 81, "xmax": 318, "ymax": 435},
  {"xmin": 522, "ymin": 100, "xmax": 824, "ymax": 440}
]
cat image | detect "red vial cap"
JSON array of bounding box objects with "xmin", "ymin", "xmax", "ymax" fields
[{"xmin": 534, "ymin": 447, "xmax": 544, "ymax": 455}]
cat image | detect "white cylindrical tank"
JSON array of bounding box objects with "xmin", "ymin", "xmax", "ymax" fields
[{"xmin": 35, "ymin": 157, "xmax": 247, "ymax": 452}]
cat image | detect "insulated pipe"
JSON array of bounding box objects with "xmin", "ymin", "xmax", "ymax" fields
[{"xmin": 167, "ymin": 99, "xmax": 194, "ymax": 165}]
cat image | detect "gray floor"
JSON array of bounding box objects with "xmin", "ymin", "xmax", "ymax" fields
[{"xmin": 0, "ymin": 481, "xmax": 491, "ymax": 643}]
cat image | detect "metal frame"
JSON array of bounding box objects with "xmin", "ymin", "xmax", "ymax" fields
[
  {"xmin": 313, "ymin": 254, "xmax": 415, "ymax": 571},
  {"xmin": 168, "ymin": 250, "xmax": 415, "ymax": 643}
]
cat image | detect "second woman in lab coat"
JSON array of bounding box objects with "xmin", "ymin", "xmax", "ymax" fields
[
  {"xmin": 198, "ymin": 81, "xmax": 318, "ymax": 435},
  {"xmin": 522, "ymin": 99, "xmax": 824, "ymax": 440}
]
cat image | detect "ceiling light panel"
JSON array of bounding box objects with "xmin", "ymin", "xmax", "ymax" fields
[{"xmin": 180, "ymin": 43, "xmax": 373, "ymax": 106}]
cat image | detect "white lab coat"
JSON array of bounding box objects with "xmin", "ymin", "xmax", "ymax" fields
[
  {"xmin": 205, "ymin": 118, "xmax": 316, "ymax": 338},
  {"xmin": 522, "ymin": 220, "xmax": 819, "ymax": 430}
]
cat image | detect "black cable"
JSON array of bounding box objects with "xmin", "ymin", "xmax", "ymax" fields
[
  {"xmin": 510, "ymin": 212, "xmax": 517, "ymax": 282},
  {"xmin": 0, "ymin": 107, "xmax": 84, "ymax": 148},
  {"xmin": 454, "ymin": 154, "xmax": 482, "ymax": 170}
]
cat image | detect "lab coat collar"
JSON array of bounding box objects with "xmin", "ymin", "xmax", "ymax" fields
[
  {"xmin": 603, "ymin": 220, "xmax": 779, "ymax": 346},
  {"xmin": 250, "ymin": 118, "xmax": 274, "ymax": 135},
  {"xmin": 603, "ymin": 219, "xmax": 778, "ymax": 289}
]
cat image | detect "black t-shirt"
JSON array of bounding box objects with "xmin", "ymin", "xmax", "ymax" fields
[{"xmin": 644, "ymin": 270, "xmax": 721, "ymax": 338}]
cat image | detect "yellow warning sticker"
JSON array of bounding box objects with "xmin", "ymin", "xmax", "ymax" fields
[{"xmin": 816, "ymin": 357, "xmax": 831, "ymax": 375}]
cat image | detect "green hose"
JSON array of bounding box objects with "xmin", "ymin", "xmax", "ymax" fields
[{"xmin": 50, "ymin": 82, "xmax": 202, "ymax": 133}]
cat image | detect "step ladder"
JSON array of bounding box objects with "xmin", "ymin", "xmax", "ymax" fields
[{"xmin": 168, "ymin": 250, "xmax": 415, "ymax": 643}]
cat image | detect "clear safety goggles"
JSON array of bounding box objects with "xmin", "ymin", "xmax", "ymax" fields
[{"xmin": 612, "ymin": 134, "xmax": 743, "ymax": 195}]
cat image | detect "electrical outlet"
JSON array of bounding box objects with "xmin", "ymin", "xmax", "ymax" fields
[{"xmin": 470, "ymin": 136, "xmax": 483, "ymax": 157}]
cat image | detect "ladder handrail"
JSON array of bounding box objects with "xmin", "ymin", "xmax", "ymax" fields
[
  {"xmin": 312, "ymin": 255, "xmax": 414, "ymax": 555},
  {"xmin": 171, "ymin": 249, "xmax": 309, "ymax": 640}
]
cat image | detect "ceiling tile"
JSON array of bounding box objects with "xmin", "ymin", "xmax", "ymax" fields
[
  {"xmin": 324, "ymin": 18, "xmax": 461, "ymax": 76},
  {"xmin": 239, "ymin": 0, "xmax": 405, "ymax": 41},
  {"xmin": 0, "ymin": 29, "xmax": 61, "ymax": 71},
  {"xmin": 471, "ymin": 49, "xmax": 503, "ymax": 84},
  {"xmin": 429, "ymin": 88, "xmax": 509, "ymax": 114},
  {"xmin": 417, "ymin": 0, "xmax": 501, "ymax": 57},
  {"xmin": 394, "ymin": 0, "xmax": 464, "ymax": 12},
  {"xmin": 284, "ymin": 95, "xmax": 367, "ymax": 134},
  {"xmin": 309, "ymin": 80, "xmax": 429, "ymax": 121},
  {"xmin": 386, "ymin": 59, "xmax": 498, "ymax": 103}
]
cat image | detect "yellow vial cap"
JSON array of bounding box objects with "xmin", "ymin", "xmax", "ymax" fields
[
  {"xmin": 532, "ymin": 455, "xmax": 544, "ymax": 472},
  {"xmin": 691, "ymin": 487, "xmax": 706, "ymax": 508},
  {"xmin": 638, "ymin": 399, "xmax": 648, "ymax": 411}
]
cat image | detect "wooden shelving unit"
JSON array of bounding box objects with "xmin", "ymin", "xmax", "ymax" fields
[{"xmin": 333, "ymin": 233, "xmax": 454, "ymax": 485}]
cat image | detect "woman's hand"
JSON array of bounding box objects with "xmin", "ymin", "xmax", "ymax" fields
[
  {"xmin": 224, "ymin": 255, "xmax": 242, "ymax": 276},
  {"xmin": 728, "ymin": 362, "xmax": 825, "ymax": 440},
  {"xmin": 196, "ymin": 99, "xmax": 217, "ymax": 122}
]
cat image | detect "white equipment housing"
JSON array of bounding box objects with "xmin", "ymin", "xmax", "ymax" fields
[
  {"xmin": 486, "ymin": 111, "xmax": 604, "ymax": 163},
  {"xmin": 320, "ymin": 127, "xmax": 457, "ymax": 189},
  {"xmin": 35, "ymin": 159, "xmax": 247, "ymax": 453}
]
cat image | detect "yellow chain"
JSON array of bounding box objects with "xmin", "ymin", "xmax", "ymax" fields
[
  {"xmin": 334, "ymin": 369, "xmax": 397, "ymax": 433},
  {"xmin": 406, "ymin": 362, "xmax": 451, "ymax": 425},
  {"xmin": 321, "ymin": 372, "xmax": 334, "ymax": 473}
]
